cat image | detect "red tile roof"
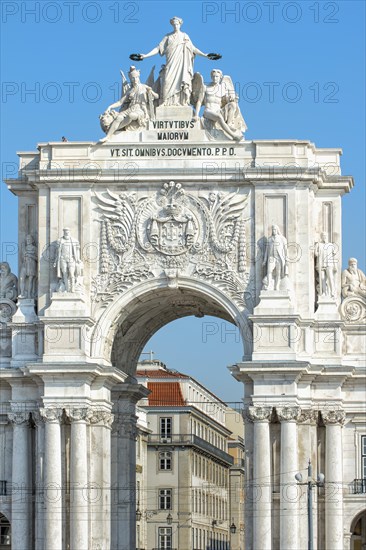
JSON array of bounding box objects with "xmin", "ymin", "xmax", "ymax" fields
[{"xmin": 147, "ymin": 382, "xmax": 186, "ymax": 407}]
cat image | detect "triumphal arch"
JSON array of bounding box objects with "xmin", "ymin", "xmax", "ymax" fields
[{"xmin": 1, "ymin": 16, "xmax": 365, "ymax": 550}]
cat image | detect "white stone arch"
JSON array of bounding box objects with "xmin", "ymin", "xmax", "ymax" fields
[
  {"xmin": 348, "ymin": 508, "xmax": 366, "ymax": 550},
  {"xmin": 90, "ymin": 276, "xmax": 251, "ymax": 374}
]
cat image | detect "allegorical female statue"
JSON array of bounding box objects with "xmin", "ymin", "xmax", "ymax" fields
[{"xmin": 132, "ymin": 17, "xmax": 216, "ymax": 107}]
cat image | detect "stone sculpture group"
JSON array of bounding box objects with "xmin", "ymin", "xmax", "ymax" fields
[{"xmin": 99, "ymin": 17, "xmax": 246, "ymax": 142}]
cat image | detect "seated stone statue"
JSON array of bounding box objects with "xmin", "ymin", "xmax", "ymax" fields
[
  {"xmin": 341, "ymin": 258, "xmax": 366, "ymax": 298},
  {"xmin": 192, "ymin": 69, "xmax": 247, "ymax": 141},
  {"xmin": 0, "ymin": 262, "xmax": 18, "ymax": 302},
  {"xmin": 99, "ymin": 66, "xmax": 159, "ymax": 142}
]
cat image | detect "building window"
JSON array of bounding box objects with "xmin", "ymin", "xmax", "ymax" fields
[
  {"xmin": 159, "ymin": 488, "xmax": 172, "ymax": 510},
  {"xmin": 159, "ymin": 451, "xmax": 172, "ymax": 471},
  {"xmin": 158, "ymin": 527, "xmax": 172, "ymax": 549},
  {"xmin": 160, "ymin": 417, "xmax": 172, "ymax": 441}
]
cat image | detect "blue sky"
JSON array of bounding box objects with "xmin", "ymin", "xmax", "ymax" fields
[{"xmin": 1, "ymin": 1, "xmax": 365, "ymax": 402}]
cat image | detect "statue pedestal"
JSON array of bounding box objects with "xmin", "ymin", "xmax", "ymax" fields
[
  {"xmin": 46, "ymin": 292, "xmax": 88, "ymax": 318},
  {"xmin": 10, "ymin": 299, "xmax": 39, "ymax": 366},
  {"xmin": 155, "ymin": 105, "xmax": 194, "ymax": 121},
  {"xmin": 315, "ymin": 295, "xmax": 340, "ymax": 320},
  {"xmin": 254, "ymin": 290, "xmax": 295, "ymax": 315},
  {"xmin": 13, "ymin": 298, "xmax": 38, "ymax": 323}
]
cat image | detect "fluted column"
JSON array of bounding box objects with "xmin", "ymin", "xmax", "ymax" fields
[
  {"xmin": 277, "ymin": 406, "xmax": 301, "ymax": 550},
  {"xmin": 89, "ymin": 409, "xmax": 114, "ymax": 549},
  {"xmin": 322, "ymin": 409, "xmax": 346, "ymax": 550},
  {"xmin": 8, "ymin": 411, "xmax": 31, "ymax": 550},
  {"xmin": 40, "ymin": 407, "xmax": 63, "ymax": 550},
  {"xmin": 247, "ymin": 406, "xmax": 272, "ymax": 550},
  {"xmin": 67, "ymin": 407, "xmax": 90, "ymax": 550}
]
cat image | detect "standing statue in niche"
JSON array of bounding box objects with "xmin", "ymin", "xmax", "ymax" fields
[
  {"xmin": 193, "ymin": 69, "xmax": 247, "ymax": 141},
  {"xmin": 54, "ymin": 228, "xmax": 82, "ymax": 293},
  {"xmin": 314, "ymin": 232, "xmax": 338, "ymax": 299},
  {"xmin": 131, "ymin": 17, "xmax": 220, "ymax": 106},
  {"xmin": 0, "ymin": 262, "xmax": 18, "ymax": 301},
  {"xmin": 341, "ymin": 258, "xmax": 366, "ymax": 298},
  {"xmin": 19, "ymin": 234, "xmax": 37, "ymax": 299},
  {"xmin": 99, "ymin": 66, "xmax": 159, "ymax": 142},
  {"xmin": 262, "ymin": 225, "xmax": 288, "ymax": 291}
]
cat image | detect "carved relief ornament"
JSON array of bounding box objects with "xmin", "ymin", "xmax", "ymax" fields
[{"xmin": 246, "ymin": 406, "xmax": 272, "ymax": 422}]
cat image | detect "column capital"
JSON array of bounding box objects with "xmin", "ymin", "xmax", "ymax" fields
[
  {"xmin": 112, "ymin": 413, "xmax": 138, "ymax": 439},
  {"xmin": 88, "ymin": 409, "xmax": 114, "ymax": 428},
  {"xmin": 39, "ymin": 406, "xmax": 63, "ymax": 423},
  {"xmin": 246, "ymin": 405, "xmax": 272, "ymax": 422},
  {"xmin": 8, "ymin": 411, "xmax": 30, "ymax": 425},
  {"xmin": 298, "ymin": 409, "xmax": 318, "ymax": 425},
  {"xmin": 66, "ymin": 407, "xmax": 91, "ymax": 423},
  {"xmin": 321, "ymin": 409, "xmax": 346, "ymax": 425},
  {"xmin": 277, "ymin": 405, "xmax": 301, "ymax": 422}
]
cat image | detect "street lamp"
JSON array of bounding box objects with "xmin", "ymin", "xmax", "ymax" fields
[
  {"xmin": 230, "ymin": 521, "xmax": 237, "ymax": 534},
  {"xmin": 166, "ymin": 513, "xmax": 173, "ymax": 525},
  {"xmin": 295, "ymin": 459, "xmax": 325, "ymax": 550}
]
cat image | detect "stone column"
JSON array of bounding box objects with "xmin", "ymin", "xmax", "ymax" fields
[
  {"xmin": 89, "ymin": 409, "xmax": 114, "ymax": 549},
  {"xmin": 322, "ymin": 409, "xmax": 346, "ymax": 550},
  {"xmin": 298, "ymin": 410, "xmax": 319, "ymax": 550},
  {"xmin": 8, "ymin": 411, "xmax": 31, "ymax": 550},
  {"xmin": 111, "ymin": 384, "xmax": 150, "ymax": 550},
  {"xmin": 40, "ymin": 407, "xmax": 63, "ymax": 550},
  {"xmin": 67, "ymin": 408, "xmax": 90, "ymax": 550},
  {"xmin": 247, "ymin": 406, "xmax": 272, "ymax": 550},
  {"xmin": 277, "ymin": 406, "xmax": 301, "ymax": 550},
  {"xmin": 32, "ymin": 411, "xmax": 45, "ymax": 550}
]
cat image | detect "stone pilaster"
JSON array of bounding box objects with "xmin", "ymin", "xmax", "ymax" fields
[
  {"xmin": 111, "ymin": 383, "xmax": 150, "ymax": 550},
  {"xmin": 322, "ymin": 409, "xmax": 346, "ymax": 550},
  {"xmin": 247, "ymin": 406, "xmax": 272, "ymax": 550},
  {"xmin": 39, "ymin": 406, "xmax": 63, "ymax": 550},
  {"xmin": 277, "ymin": 406, "xmax": 301, "ymax": 550},
  {"xmin": 89, "ymin": 409, "xmax": 114, "ymax": 550},
  {"xmin": 66, "ymin": 407, "xmax": 90, "ymax": 550},
  {"xmin": 8, "ymin": 411, "xmax": 31, "ymax": 550}
]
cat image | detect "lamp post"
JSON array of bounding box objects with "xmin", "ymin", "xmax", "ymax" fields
[{"xmin": 295, "ymin": 459, "xmax": 325, "ymax": 550}]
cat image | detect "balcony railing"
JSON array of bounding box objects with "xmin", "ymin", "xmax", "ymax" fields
[
  {"xmin": 0, "ymin": 481, "xmax": 7, "ymax": 496},
  {"xmin": 147, "ymin": 434, "xmax": 234, "ymax": 465},
  {"xmin": 352, "ymin": 478, "xmax": 366, "ymax": 494}
]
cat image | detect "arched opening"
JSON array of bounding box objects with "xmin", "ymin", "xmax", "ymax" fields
[
  {"xmin": 138, "ymin": 315, "xmax": 244, "ymax": 403},
  {"xmin": 351, "ymin": 510, "xmax": 366, "ymax": 550},
  {"xmin": 106, "ymin": 283, "xmax": 249, "ymax": 377},
  {"xmin": 0, "ymin": 514, "xmax": 11, "ymax": 549},
  {"xmin": 107, "ymin": 284, "xmax": 247, "ymax": 550}
]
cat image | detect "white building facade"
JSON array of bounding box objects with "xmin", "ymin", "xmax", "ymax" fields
[{"xmin": 0, "ymin": 17, "xmax": 365, "ymax": 549}]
